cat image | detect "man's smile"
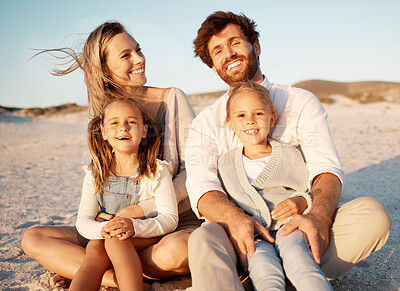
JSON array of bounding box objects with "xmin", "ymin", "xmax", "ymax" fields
[{"xmin": 227, "ymin": 61, "xmax": 242, "ymax": 71}]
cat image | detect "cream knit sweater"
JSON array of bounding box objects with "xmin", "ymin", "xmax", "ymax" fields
[{"xmin": 217, "ymin": 139, "xmax": 312, "ymax": 230}]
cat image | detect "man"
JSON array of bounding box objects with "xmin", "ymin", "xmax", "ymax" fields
[{"xmin": 185, "ymin": 11, "xmax": 391, "ymax": 291}]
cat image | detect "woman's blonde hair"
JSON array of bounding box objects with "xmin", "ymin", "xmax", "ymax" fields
[
  {"xmin": 88, "ymin": 98, "xmax": 161, "ymax": 194},
  {"xmin": 31, "ymin": 21, "xmax": 132, "ymax": 115},
  {"xmin": 226, "ymin": 81, "xmax": 276, "ymax": 123}
]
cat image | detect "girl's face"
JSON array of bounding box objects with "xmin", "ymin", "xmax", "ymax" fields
[
  {"xmin": 105, "ymin": 32, "xmax": 147, "ymax": 89},
  {"xmin": 101, "ymin": 102, "xmax": 147, "ymax": 155},
  {"xmin": 228, "ymin": 92, "xmax": 276, "ymax": 148}
]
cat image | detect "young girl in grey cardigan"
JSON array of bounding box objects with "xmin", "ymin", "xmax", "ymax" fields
[{"xmin": 217, "ymin": 81, "xmax": 332, "ymax": 291}]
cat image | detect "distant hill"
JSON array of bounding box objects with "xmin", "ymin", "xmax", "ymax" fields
[
  {"xmin": 187, "ymin": 80, "xmax": 400, "ymax": 110},
  {"xmin": 0, "ymin": 103, "xmax": 87, "ymax": 117},
  {"xmin": 293, "ymin": 80, "xmax": 400, "ymax": 104},
  {"xmin": 2, "ymin": 80, "xmax": 400, "ymax": 117},
  {"xmin": 0, "ymin": 105, "xmax": 21, "ymax": 114},
  {"xmin": 188, "ymin": 90, "xmax": 227, "ymax": 100}
]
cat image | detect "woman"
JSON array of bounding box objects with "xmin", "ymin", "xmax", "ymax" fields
[{"xmin": 21, "ymin": 21, "xmax": 202, "ymax": 288}]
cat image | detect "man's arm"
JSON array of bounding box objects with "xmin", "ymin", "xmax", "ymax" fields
[
  {"xmin": 276, "ymin": 88, "xmax": 343, "ymax": 263},
  {"xmin": 198, "ymin": 190, "xmax": 274, "ymax": 271},
  {"xmin": 309, "ymin": 173, "xmax": 341, "ymax": 230},
  {"xmin": 280, "ymin": 172, "xmax": 341, "ymax": 264}
]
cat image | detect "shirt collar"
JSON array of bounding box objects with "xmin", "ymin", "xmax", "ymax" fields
[
  {"xmin": 260, "ymin": 75, "xmax": 272, "ymax": 90},
  {"xmin": 223, "ymin": 75, "xmax": 272, "ymax": 100}
]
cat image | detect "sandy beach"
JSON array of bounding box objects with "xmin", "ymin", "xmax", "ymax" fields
[{"xmin": 0, "ymin": 95, "xmax": 399, "ymax": 290}]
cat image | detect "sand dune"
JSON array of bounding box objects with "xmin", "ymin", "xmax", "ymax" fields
[
  {"xmin": 0, "ymin": 95, "xmax": 399, "ymax": 290},
  {"xmin": 293, "ymin": 80, "xmax": 400, "ymax": 104}
]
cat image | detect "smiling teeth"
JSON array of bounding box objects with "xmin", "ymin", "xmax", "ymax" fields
[
  {"xmin": 131, "ymin": 67, "xmax": 144, "ymax": 74},
  {"xmin": 245, "ymin": 129, "xmax": 258, "ymax": 134},
  {"xmin": 227, "ymin": 61, "xmax": 241, "ymax": 71}
]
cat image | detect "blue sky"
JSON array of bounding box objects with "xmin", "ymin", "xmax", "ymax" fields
[{"xmin": 0, "ymin": 0, "xmax": 399, "ymax": 108}]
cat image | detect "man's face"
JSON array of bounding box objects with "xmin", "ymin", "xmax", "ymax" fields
[{"xmin": 207, "ymin": 24, "xmax": 262, "ymax": 85}]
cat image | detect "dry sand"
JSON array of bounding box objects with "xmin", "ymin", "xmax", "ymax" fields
[{"xmin": 0, "ymin": 95, "xmax": 399, "ymax": 290}]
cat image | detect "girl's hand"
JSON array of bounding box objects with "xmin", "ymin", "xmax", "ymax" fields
[
  {"xmin": 115, "ymin": 205, "xmax": 145, "ymax": 219},
  {"xmin": 96, "ymin": 212, "xmax": 114, "ymax": 222},
  {"xmin": 271, "ymin": 196, "xmax": 307, "ymax": 220},
  {"xmin": 101, "ymin": 217, "xmax": 135, "ymax": 240}
]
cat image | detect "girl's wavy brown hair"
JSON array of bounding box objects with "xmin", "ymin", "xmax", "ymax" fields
[{"xmin": 88, "ymin": 98, "xmax": 161, "ymax": 194}]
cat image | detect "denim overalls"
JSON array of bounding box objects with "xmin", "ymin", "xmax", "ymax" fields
[{"xmin": 96, "ymin": 175, "xmax": 140, "ymax": 215}]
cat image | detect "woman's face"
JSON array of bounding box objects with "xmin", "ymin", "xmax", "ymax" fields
[{"xmin": 105, "ymin": 32, "xmax": 147, "ymax": 89}]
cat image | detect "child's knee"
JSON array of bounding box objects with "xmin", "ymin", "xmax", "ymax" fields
[
  {"xmin": 86, "ymin": 240, "xmax": 107, "ymax": 257},
  {"xmin": 275, "ymin": 229, "xmax": 306, "ymax": 254}
]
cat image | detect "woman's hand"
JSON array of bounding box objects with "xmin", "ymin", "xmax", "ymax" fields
[
  {"xmin": 96, "ymin": 212, "xmax": 114, "ymax": 222},
  {"xmin": 271, "ymin": 196, "xmax": 307, "ymax": 220},
  {"xmin": 115, "ymin": 204, "xmax": 145, "ymax": 219},
  {"xmin": 101, "ymin": 217, "xmax": 135, "ymax": 240}
]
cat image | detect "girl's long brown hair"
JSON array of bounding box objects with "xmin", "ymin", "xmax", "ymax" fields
[{"xmin": 88, "ymin": 98, "xmax": 161, "ymax": 194}]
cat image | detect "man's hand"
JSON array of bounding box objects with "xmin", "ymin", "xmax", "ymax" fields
[
  {"xmin": 101, "ymin": 217, "xmax": 135, "ymax": 240},
  {"xmin": 271, "ymin": 196, "xmax": 307, "ymax": 220},
  {"xmin": 279, "ymin": 213, "xmax": 330, "ymax": 264},
  {"xmin": 115, "ymin": 204, "xmax": 145, "ymax": 219},
  {"xmin": 197, "ymin": 190, "xmax": 274, "ymax": 272},
  {"xmin": 279, "ymin": 173, "xmax": 341, "ymax": 264},
  {"xmin": 226, "ymin": 214, "xmax": 274, "ymax": 272}
]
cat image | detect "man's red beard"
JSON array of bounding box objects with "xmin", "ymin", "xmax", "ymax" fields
[{"xmin": 216, "ymin": 48, "xmax": 259, "ymax": 85}]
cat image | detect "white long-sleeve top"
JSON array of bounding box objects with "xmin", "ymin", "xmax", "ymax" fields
[
  {"xmin": 76, "ymin": 160, "xmax": 178, "ymax": 239},
  {"xmin": 185, "ymin": 76, "xmax": 343, "ymax": 217}
]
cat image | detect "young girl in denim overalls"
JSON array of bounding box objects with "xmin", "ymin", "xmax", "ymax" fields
[
  {"xmin": 217, "ymin": 81, "xmax": 332, "ymax": 291},
  {"xmin": 70, "ymin": 98, "xmax": 178, "ymax": 291}
]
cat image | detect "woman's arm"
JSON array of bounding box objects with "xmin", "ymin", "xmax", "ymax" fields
[{"xmin": 170, "ymin": 88, "xmax": 196, "ymax": 203}]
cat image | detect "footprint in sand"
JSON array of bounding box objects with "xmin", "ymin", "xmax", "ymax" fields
[{"xmin": 0, "ymin": 248, "xmax": 23, "ymax": 260}]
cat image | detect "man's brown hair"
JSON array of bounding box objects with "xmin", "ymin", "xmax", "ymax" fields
[{"xmin": 193, "ymin": 11, "xmax": 260, "ymax": 68}]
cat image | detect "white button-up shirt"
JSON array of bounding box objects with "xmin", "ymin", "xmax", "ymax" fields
[{"xmin": 185, "ymin": 77, "xmax": 343, "ymax": 217}]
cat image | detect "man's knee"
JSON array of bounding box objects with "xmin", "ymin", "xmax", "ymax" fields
[
  {"xmin": 188, "ymin": 223, "xmax": 243, "ymax": 290},
  {"xmin": 188, "ymin": 223, "xmax": 238, "ymax": 265},
  {"xmin": 354, "ymin": 197, "xmax": 391, "ymax": 248},
  {"xmin": 189, "ymin": 223, "xmax": 227, "ymax": 251},
  {"xmin": 322, "ymin": 196, "xmax": 391, "ymax": 278},
  {"xmin": 339, "ymin": 197, "xmax": 391, "ymax": 242}
]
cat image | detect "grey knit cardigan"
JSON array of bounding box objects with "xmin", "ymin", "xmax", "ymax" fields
[{"xmin": 217, "ymin": 139, "xmax": 312, "ymax": 230}]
